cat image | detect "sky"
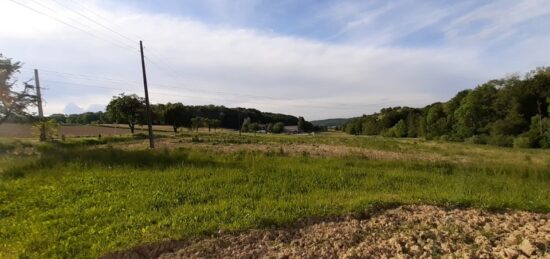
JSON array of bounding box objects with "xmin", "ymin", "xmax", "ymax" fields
[{"xmin": 1, "ymin": 0, "xmax": 550, "ymax": 120}]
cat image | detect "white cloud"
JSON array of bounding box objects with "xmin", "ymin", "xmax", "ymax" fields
[
  {"xmin": 445, "ymin": 0, "xmax": 550, "ymax": 41},
  {"xmin": 1, "ymin": 0, "xmax": 549, "ymax": 120},
  {"xmin": 62, "ymin": 102, "xmax": 85, "ymax": 114}
]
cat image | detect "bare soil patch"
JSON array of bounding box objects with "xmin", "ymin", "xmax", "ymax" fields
[
  {"xmin": 0, "ymin": 123, "xmax": 33, "ymax": 138},
  {"xmin": 104, "ymin": 205, "xmax": 550, "ymax": 258},
  {"xmin": 0, "ymin": 123, "xmax": 137, "ymax": 138},
  {"xmin": 0, "ymin": 123, "xmax": 185, "ymax": 138}
]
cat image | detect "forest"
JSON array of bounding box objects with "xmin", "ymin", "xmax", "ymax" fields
[
  {"xmin": 46, "ymin": 101, "xmax": 312, "ymax": 133},
  {"xmin": 343, "ymin": 67, "xmax": 550, "ymax": 148}
]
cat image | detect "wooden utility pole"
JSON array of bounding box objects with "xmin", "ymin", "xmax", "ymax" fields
[
  {"xmin": 139, "ymin": 40, "xmax": 155, "ymax": 148},
  {"xmin": 34, "ymin": 69, "xmax": 46, "ymax": 141}
]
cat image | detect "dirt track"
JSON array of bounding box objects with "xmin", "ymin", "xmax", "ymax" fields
[{"xmin": 105, "ymin": 205, "xmax": 550, "ymax": 258}]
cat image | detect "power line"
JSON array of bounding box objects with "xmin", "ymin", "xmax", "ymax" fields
[
  {"xmin": 40, "ymin": 79, "xmax": 369, "ymax": 110},
  {"xmin": 9, "ymin": 0, "xmax": 137, "ymax": 54},
  {"xmin": 33, "ymin": 69, "xmax": 373, "ymax": 109},
  {"xmin": 22, "ymin": 67, "xmax": 294, "ymax": 102},
  {"xmin": 21, "ymin": 68, "xmax": 142, "ymax": 86},
  {"xmin": 41, "ymin": 79, "xmax": 139, "ymax": 93},
  {"xmin": 53, "ymin": 0, "xmax": 173, "ymax": 67},
  {"xmin": 40, "ymin": 79, "xmax": 213, "ymax": 100},
  {"xmin": 11, "ymin": 0, "xmax": 231, "ymax": 100},
  {"xmin": 67, "ymin": 0, "xmax": 143, "ymax": 42},
  {"xmin": 36, "ymin": 0, "xmax": 261, "ymax": 103},
  {"xmin": 9, "ymin": 2, "xmax": 377, "ymax": 112},
  {"xmin": 51, "ymin": 0, "xmax": 140, "ymax": 45},
  {"xmin": 29, "ymin": 0, "xmax": 137, "ymax": 50}
]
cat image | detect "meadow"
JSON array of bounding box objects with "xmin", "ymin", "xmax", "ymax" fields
[{"xmin": 1, "ymin": 131, "xmax": 549, "ymax": 258}]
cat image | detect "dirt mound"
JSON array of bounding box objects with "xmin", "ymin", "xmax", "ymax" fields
[{"xmin": 158, "ymin": 205, "xmax": 550, "ymax": 258}]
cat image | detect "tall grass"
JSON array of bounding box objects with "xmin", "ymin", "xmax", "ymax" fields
[{"xmin": 0, "ymin": 136, "xmax": 549, "ymax": 258}]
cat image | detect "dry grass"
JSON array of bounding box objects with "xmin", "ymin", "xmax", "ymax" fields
[{"xmin": 140, "ymin": 138, "xmax": 448, "ymax": 162}]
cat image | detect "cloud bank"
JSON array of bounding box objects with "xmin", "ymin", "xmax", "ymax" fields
[{"xmin": 1, "ymin": 0, "xmax": 549, "ymax": 119}]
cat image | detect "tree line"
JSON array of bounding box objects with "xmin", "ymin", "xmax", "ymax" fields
[
  {"xmin": 47, "ymin": 93, "xmax": 320, "ymax": 133},
  {"xmin": 343, "ymin": 67, "xmax": 550, "ymax": 148},
  {"xmin": 1, "ymin": 54, "xmax": 315, "ymax": 134}
]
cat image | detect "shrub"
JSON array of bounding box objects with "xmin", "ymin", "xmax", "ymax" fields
[
  {"xmin": 271, "ymin": 122, "xmax": 285, "ymax": 134},
  {"xmin": 513, "ymin": 136, "xmax": 534, "ymax": 148},
  {"xmin": 381, "ymin": 129, "xmax": 396, "ymax": 138},
  {"xmin": 539, "ymin": 134, "xmax": 550, "ymax": 149},
  {"xmin": 438, "ymin": 135, "xmax": 450, "ymax": 141},
  {"xmin": 465, "ymin": 134, "xmax": 488, "ymax": 145},
  {"xmin": 487, "ymin": 135, "xmax": 513, "ymax": 147}
]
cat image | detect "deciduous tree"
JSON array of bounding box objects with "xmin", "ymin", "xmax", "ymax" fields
[
  {"xmin": 106, "ymin": 93, "xmax": 144, "ymax": 134},
  {"xmin": 0, "ymin": 54, "xmax": 37, "ymax": 124}
]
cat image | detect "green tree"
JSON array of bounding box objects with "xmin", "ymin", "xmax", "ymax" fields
[
  {"xmin": 272, "ymin": 122, "xmax": 284, "ymax": 133},
  {"xmin": 165, "ymin": 103, "xmax": 190, "ymax": 133},
  {"xmin": 0, "ymin": 54, "xmax": 37, "ymax": 124},
  {"xmin": 392, "ymin": 119, "xmax": 407, "ymax": 137},
  {"xmin": 151, "ymin": 104, "xmax": 167, "ymax": 125},
  {"xmin": 426, "ymin": 103, "xmax": 447, "ymax": 138},
  {"xmin": 191, "ymin": 117, "xmax": 203, "ymax": 132},
  {"xmin": 405, "ymin": 112, "xmax": 422, "ymax": 137},
  {"xmin": 210, "ymin": 119, "xmax": 221, "ymax": 132},
  {"xmin": 489, "ymin": 100, "xmax": 527, "ymax": 136},
  {"xmin": 33, "ymin": 119, "xmax": 58, "ymax": 140},
  {"xmin": 49, "ymin": 114, "xmax": 66, "ymax": 124},
  {"xmin": 106, "ymin": 93, "xmax": 144, "ymax": 134},
  {"xmin": 241, "ymin": 117, "xmax": 251, "ymax": 132},
  {"xmin": 249, "ymin": 122, "xmax": 259, "ymax": 133},
  {"xmin": 454, "ymin": 84, "xmax": 497, "ymax": 138}
]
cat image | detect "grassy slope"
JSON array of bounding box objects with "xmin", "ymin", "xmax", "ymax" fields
[
  {"xmin": 0, "ymin": 133, "xmax": 549, "ymax": 258},
  {"xmin": 310, "ymin": 118, "xmax": 349, "ymax": 127}
]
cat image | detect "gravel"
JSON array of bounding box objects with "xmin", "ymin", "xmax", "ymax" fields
[{"xmin": 160, "ymin": 205, "xmax": 550, "ymax": 258}]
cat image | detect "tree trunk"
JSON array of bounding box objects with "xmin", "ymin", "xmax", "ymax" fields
[
  {"xmin": 129, "ymin": 123, "xmax": 135, "ymax": 134},
  {"xmin": 173, "ymin": 125, "xmax": 178, "ymax": 133}
]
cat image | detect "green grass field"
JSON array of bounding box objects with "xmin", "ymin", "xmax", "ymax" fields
[{"xmin": 1, "ymin": 132, "xmax": 550, "ymax": 258}]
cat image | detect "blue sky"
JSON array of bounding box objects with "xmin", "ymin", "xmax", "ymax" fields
[{"xmin": 1, "ymin": 0, "xmax": 550, "ymax": 119}]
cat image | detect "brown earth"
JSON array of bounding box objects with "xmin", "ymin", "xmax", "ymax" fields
[
  {"xmin": 0, "ymin": 123, "xmax": 149, "ymax": 138},
  {"xmin": 0, "ymin": 123, "xmax": 229, "ymax": 138},
  {"xmin": 104, "ymin": 205, "xmax": 550, "ymax": 258},
  {"xmin": 0, "ymin": 123, "xmax": 34, "ymax": 138},
  {"xmin": 59, "ymin": 125, "xmax": 135, "ymax": 136}
]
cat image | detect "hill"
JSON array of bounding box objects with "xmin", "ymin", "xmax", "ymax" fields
[
  {"xmin": 343, "ymin": 67, "xmax": 550, "ymax": 148},
  {"xmin": 310, "ymin": 118, "xmax": 349, "ymax": 127}
]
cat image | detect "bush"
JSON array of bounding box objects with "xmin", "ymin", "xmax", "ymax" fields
[
  {"xmin": 438, "ymin": 135, "xmax": 450, "ymax": 141},
  {"xmin": 271, "ymin": 122, "xmax": 285, "ymax": 134},
  {"xmin": 513, "ymin": 136, "xmax": 535, "ymax": 148},
  {"xmin": 447, "ymin": 135, "xmax": 463, "ymax": 142},
  {"xmin": 539, "ymin": 134, "xmax": 550, "ymax": 149},
  {"xmin": 487, "ymin": 135, "xmax": 513, "ymax": 147},
  {"xmin": 465, "ymin": 134, "xmax": 488, "ymax": 145},
  {"xmin": 381, "ymin": 128, "xmax": 396, "ymax": 138}
]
